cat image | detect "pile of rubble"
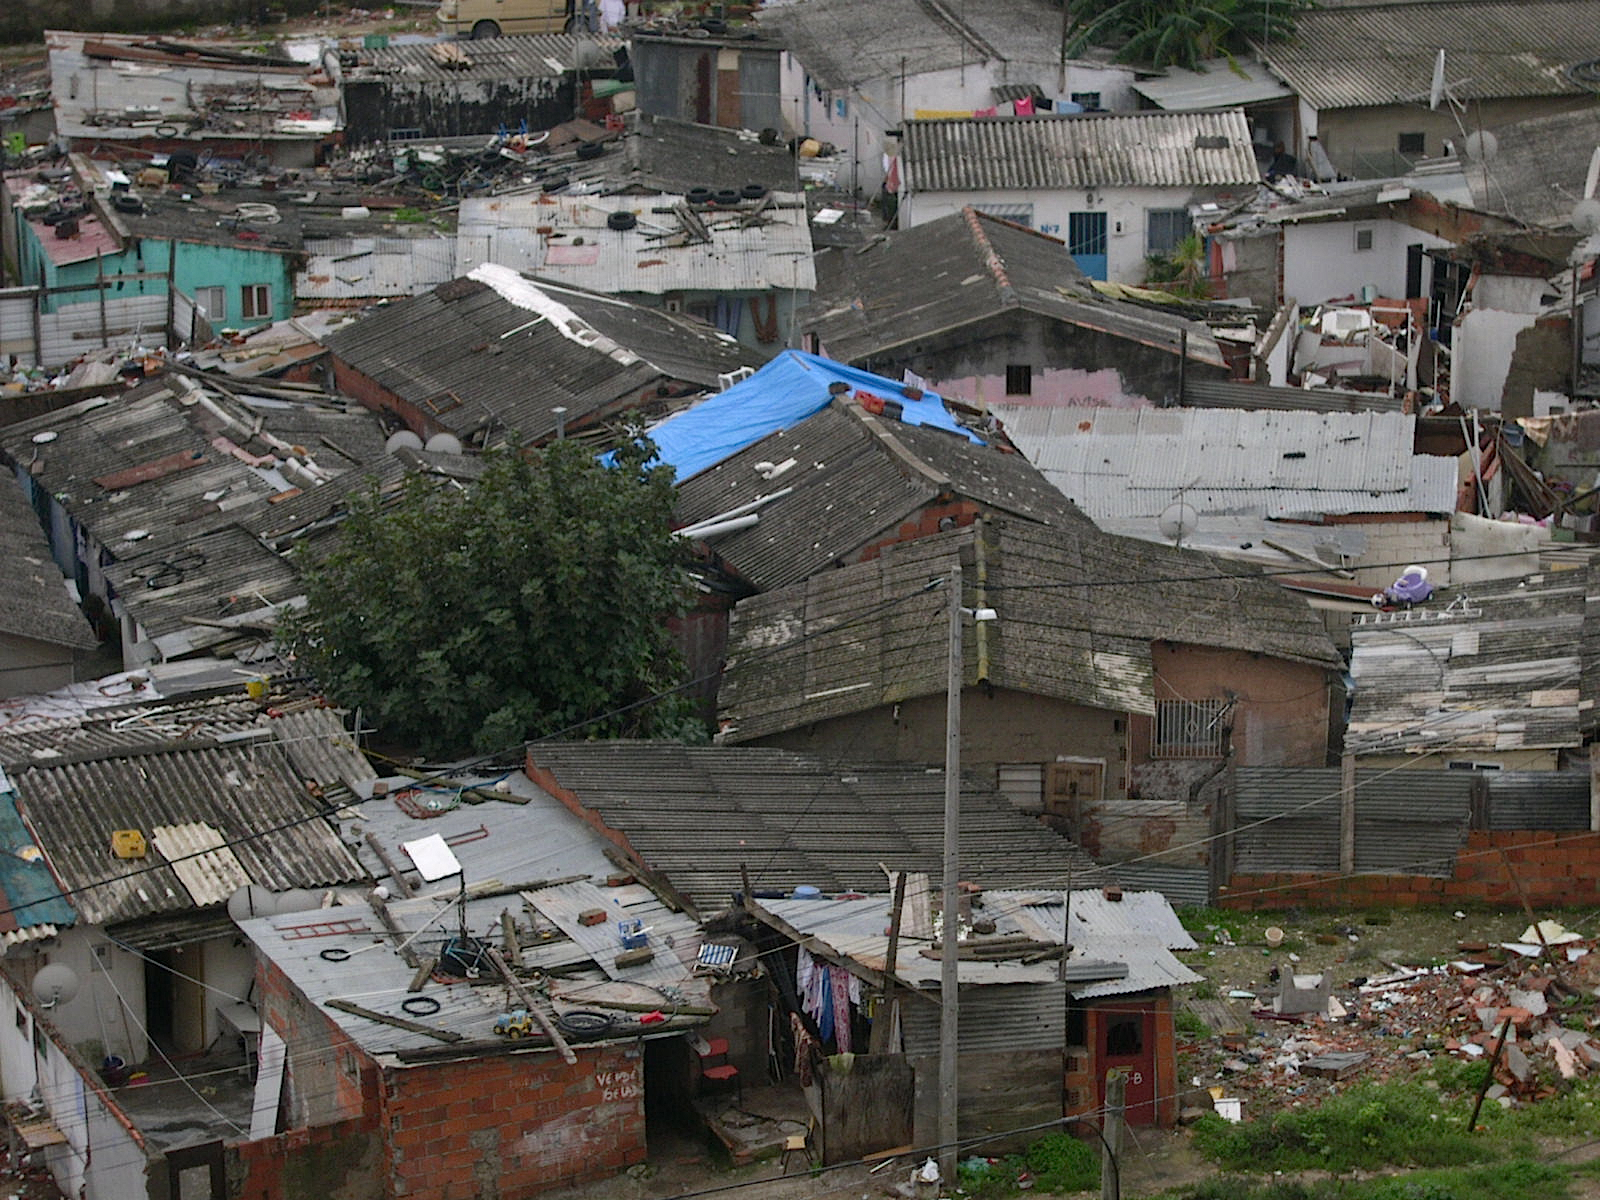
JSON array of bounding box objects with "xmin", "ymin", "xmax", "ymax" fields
[{"xmin": 1184, "ymin": 919, "xmax": 1600, "ymax": 1116}]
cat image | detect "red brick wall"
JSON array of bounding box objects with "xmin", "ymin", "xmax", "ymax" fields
[
  {"xmin": 855, "ymin": 499, "xmax": 982, "ymax": 563},
  {"xmin": 381, "ymin": 1044, "xmax": 646, "ymax": 1199},
  {"xmin": 1222, "ymin": 830, "xmax": 1600, "ymax": 911},
  {"xmin": 254, "ymin": 956, "xmax": 374, "ymax": 1126},
  {"xmin": 229, "ymin": 1116, "xmax": 383, "ymax": 1200}
]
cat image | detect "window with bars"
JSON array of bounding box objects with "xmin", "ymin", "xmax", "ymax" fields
[
  {"xmin": 1146, "ymin": 209, "xmax": 1190, "ymax": 256},
  {"xmin": 1068, "ymin": 211, "xmax": 1107, "ymax": 257},
  {"xmin": 1152, "ymin": 698, "xmax": 1230, "ymax": 758}
]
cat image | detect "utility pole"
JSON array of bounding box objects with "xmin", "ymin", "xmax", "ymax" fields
[
  {"xmin": 939, "ymin": 562, "xmax": 963, "ymax": 1183},
  {"xmin": 1100, "ymin": 1069, "xmax": 1125, "ymax": 1200}
]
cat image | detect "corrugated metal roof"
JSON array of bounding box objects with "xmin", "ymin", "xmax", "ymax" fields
[
  {"xmin": 524, "ymin": 879, "xmax": 694, "ymax": 985},
  {"xmin": 1486, "ymin": 771, "xmax": 1589, "ymax": 830},
  {"xmin": 804, "ymin": 208, "xmax": 1226, "ymax": 368},
  {"xmin": 1257, "ymin": 0, "xmax": 1600, "ymax": 112},
  {"xmin": 1130, "ymin": 58, "xmax": 1295, "ymax": 110},
  {"xmin": 457, "ymin": 190, "xmax": 815, "ymax": 295},
  {"xmin": 994, "ymin": 406, "xmax": 1459, "ymax": 520},
  {"xmin": 1348, "ymin": 573, "xmax": 1589, "ymax": 756},
  {"xmin": 1184, "ymin": 377, "xmax": 1406, "ymax": 413},
  {"xmin": 529, "ymin": 741, "xmax": 1116, "ymax": 909},
  {"xmin": 1099, "ymin": 863, "xmax": 1211, "ymax": 906},
  {"xmin": 298, "ymin": 235, "xmax": 458, "ymax": 302},
  {"xmin": 902, "ymin": 110, "xmax": 1259, "ymax": 192},
  {"xmin": 901, "ymin": 982, "xmax": 1068, "ymax": 1055},
  {"xmin": 349, "ymin": 33, "xmax": 622, "ymax": 83},
  {"xmin": 1232, "ymin": 767, "xmax": 1471, "ymax": 876}
]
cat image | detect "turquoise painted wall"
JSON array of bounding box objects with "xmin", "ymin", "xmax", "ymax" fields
[{"xmin": 14, "ymin": 216, "xmax": 293, "ymax": 329}]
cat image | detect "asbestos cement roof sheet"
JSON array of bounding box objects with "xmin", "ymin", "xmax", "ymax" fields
[
  {"xmin": 524, "ymin": 879, "xmax": 695, "ymax": 985},
  {"xmin": 756, "ymin": 0, "xmax": 1102, "ymax": 92},
  {"xmin": 1131, "ymin": 57, "xmax": 1295, "ymax": 110},
  {"xmin": 0, "ymin": 478, "xmax": 98, "ymax": 652},
  {"xmin": 298, "ymin": 235, "xmax": 459, "ymax": 302},
  {"xmin": 456, "ymin": 190, "xmax": 815, "ymax": 295},
  {"xmin": 7, "ymin": 738, "xmax": 363, "ymax": 925},
  {"xmin": 1256, "ymin": 0, "xmax": 1600, "ymax": 111},
  {"xmin": 902, "ymin": 110, "xmax": 1259, "ymax": 192},
  {"xmin": 994, "ymin": 405, "xmax": 1460, "ymax": 520},
  {"xmin": 804, "ymin": 208, "xmax": 1226, "ymax": 368}
]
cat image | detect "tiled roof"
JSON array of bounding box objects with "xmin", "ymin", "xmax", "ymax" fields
[
  {"xmin": 902, "ymin": 110, "xmax": 1258, "ymax": 192},
  {"xmin": 804, "ymin": 208, "xmax": 1226, "ymax": 367},
  {"xmin": 719, "ymin": 518, "xmax": 1341, "ymax": 740},
  {"xmin": 526, "ymin": 740, "xmax": 1113, "ymax": 909},
  {"xmin": 1256, "ymin": 0, "xmax": 1600, "ymax": 111}
]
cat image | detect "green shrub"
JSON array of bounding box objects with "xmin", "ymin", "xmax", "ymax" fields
[{"xmin": 1191, "ymin": 1084, "xmax": 1489, "ymax": 1173}]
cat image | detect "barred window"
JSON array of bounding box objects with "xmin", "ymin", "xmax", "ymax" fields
[{"xmin": 1153, "ymin": 698, "xmax": 1229, "ymax": 758}]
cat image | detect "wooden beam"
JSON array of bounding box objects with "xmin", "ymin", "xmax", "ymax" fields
[
  {"xmin": 481, "ymin": 944, "xmax": 576, "ymax": 1065},
  {"xmin": 326, "ymin": 998, "xmax": 462, "ymax": 1043}
]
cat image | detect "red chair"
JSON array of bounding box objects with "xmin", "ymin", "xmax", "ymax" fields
[{"xmin": 698, "ymin": 1036, "xmax": 741, "ymax": 1104}]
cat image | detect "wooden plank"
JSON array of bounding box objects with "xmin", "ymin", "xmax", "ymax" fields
[{"xmin": 326, "ymin": 998, "xmax": 462, "ymax": 1042}]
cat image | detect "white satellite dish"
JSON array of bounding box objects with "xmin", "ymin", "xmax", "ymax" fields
[
  {"xmin": 385, "ymin": 430, "xmax": 424, "ymax": 455},
  {"xmin": 227, "ymin": 883, "xmax": 278, "ymax": 921},
  {"xmin": 1573, "ymin": 199, "xmax": 1600, "ymax": 235},
  {"xmin": 1159, "ymin": 502, "xmax": 1199, "ymax": 548},
  {"xmin": 424, "ymin": 432, "xmax": 463, "ymax": 456},
  {"xmin": 33, "ymin": 963, "xmax": 80, "ymax": 1009}
]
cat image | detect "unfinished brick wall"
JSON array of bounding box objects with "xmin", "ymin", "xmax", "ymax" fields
[
  {"xmin": 228, "ymin": 1116, "xmax": 383, "ymax": 1200},
  {"xmin": 1221, "ymin": 830, "xmax": 1600, "ymax": 911},
  {"xmin": 381, "ymin": 1044, "xmax": 646, "ymax": 1198},
  {"xmin": 254, "ymin": 956, "xmax": 374, "ymax": 1126}
]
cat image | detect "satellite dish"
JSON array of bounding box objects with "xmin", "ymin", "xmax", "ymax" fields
[
  {"xmin": 33, "ymin": 964, "xmax": 80, "ymax": 1009},
  {"xmin": 1429, "ymin": 48, "xmax": 1446, "ymax": 111},
  {"xmin": 385, "ymin": 430, "xmax": 424, "ymax": 455},
  {"xmin": 1461, "ymin": 131, "xmax": 1498, "ymax": 162},
  {"xmin": 273, "ymin": 888, "xmax": 320, "ymax": 916},
  {"xmin": 1159, "ymin": 502, "xmax": 1199, "ymax": 548},
  {"xmin": 424, "ymin": 432, "xmax": 463, "ymax": 456},
  {"xmin": 227, "ymin": 883, "xmax": 278, "ymax": 922},
  {"xmin": 1573, "ymin": 199, "xmax": 1600, "ymax": 235}
]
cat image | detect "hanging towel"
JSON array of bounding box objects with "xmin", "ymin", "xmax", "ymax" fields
[
  {"xmin": 1014, "ymin": 96, "xmax": 1035, "ymax": 116},
  {"xmin": 830, "ymin": 968, "xmax": 853, "ymax": 1052}
]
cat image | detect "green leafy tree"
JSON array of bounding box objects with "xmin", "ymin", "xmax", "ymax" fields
[
  {"xmin": 283, "ymin": 437, "xmax": 698, "ymax": 757},
  {"xmin": 1066, "ymin": 0, "xmax": 1311, "ymax": 70}
]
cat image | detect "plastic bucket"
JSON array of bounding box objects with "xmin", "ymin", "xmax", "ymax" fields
[{"xmin": 1265, "ymin": 926, "xmax": 1285, "ymax": 948}]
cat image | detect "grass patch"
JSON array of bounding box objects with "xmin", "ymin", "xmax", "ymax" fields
[
  {"xmin": 1162, "ymin": 1159, "xmax": 1571, "ymax": 1200},
  {"xmin": 1191, "ymin": 1083, "xmax": 1489, "ymax": 1173},
  {"xmin": 1175, "ymin": 1009, "xmax": 1210, "ymax": 1038},
  {"xmin": 956, "ymin": 1133, "xmax": 1098, "ymax": 1197}
]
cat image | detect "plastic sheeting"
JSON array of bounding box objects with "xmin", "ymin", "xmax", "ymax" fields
[{"xmin": 621, "ymin": 350, "xmax": 982, "ymax": 483}]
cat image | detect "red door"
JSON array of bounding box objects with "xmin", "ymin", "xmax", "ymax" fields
[{"xmin": 1098, "ymin": 1008, "xmax": 1157, "ymax": 1125}]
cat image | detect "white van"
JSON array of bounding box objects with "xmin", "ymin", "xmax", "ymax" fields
[{"xmin": 436, "ymin": 0, "xmax": 577, "ymax": 38}]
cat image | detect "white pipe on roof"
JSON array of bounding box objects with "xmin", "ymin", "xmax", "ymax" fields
[{"xmin": 677, "ymin": 513, "xmax": 759, "ymax": 541}]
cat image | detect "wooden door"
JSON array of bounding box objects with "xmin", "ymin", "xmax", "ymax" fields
[
  {"xmin": 1099, "ymin": 1009, "xmax": 1157, "ymax": 1125},
  {"xmin": 1044, "ymin": 760, "xmax": 1103, "ymax": 825}
]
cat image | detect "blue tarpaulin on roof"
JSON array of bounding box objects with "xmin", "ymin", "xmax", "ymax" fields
[
  {"xmin": 0, "ymin": 790, "xmax": 74, "ymax": 935},
  {"xmin": 628, "ymin": 350, "xmax": 982, "ymax": 482}
]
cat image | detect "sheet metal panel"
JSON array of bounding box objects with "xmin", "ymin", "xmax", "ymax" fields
[
  {"xmin": 901, "ymin": 982, "xmax": 1067, "ymax": 1055},
  {"xmin": 525, "ymin": 879, "xmax": 695, "ymax": 984},
  {"xmin": 1233, "ymin": 767, "xmax": 1470, "ymax": 877},
  {"xmin": 1486, "ymin": 771, "xmax": 1590, "ymax": 831},
  {"xmin": 903, "ymin": 110, "xmax": 1258, "ymax": 192},
  {"xmin": 1130, "ymin": 58, "xmax": 1295, "ymax": 111}
]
